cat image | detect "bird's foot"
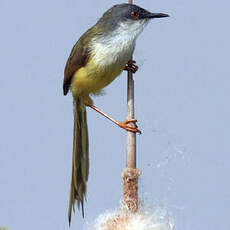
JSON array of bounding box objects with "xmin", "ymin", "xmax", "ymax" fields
[
  {"xmin": 116, "ymin": 119, "xmax": 142, "ymax": 134},
  {"xmin": 124, "ymin": 60, "xmax": 139, "ymax": 74}
]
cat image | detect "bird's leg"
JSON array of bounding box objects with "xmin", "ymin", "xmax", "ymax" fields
[
  {"xmin": 88, "ymin": 104, "xmax": 141, "ymax": 134},
  {"xmin": 124, "ymin": 60, "xmax": 139, "ymax": 73}
]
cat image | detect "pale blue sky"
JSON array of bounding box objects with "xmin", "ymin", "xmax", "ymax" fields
[{"xmin": 0, "ymin": 0, "xmax": 230, "ymax": 229}]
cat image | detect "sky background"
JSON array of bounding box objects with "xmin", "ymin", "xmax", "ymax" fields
[{"xmin": 0, "ymin": 0, "xmax": 229, "ymax": 229}]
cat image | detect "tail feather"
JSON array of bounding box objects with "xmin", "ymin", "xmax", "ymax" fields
[{"xmin": 68, "ymin": 98, "xmax": 89, "ymax": 225}]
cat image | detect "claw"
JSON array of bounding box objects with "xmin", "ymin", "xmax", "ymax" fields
[
  {"xmin": 117, "ymin": 119, "xmax": 142, "ymax": 134},
  {"xmin": 123, "ymin": 119, "xmax": 137, "ymax": 124},
  {"xmin": 124, "ymin": 60, "xmax": 139, "ymax": 74}
]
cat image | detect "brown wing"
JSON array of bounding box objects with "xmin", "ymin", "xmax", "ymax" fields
[{"xmin": 63, "ymin": 40, "xmax": 90, "ymax": 95}]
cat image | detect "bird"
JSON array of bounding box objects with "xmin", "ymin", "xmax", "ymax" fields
[{"xmin": 63, "ymin": 3, "xmax": 169, "ymax": 224}]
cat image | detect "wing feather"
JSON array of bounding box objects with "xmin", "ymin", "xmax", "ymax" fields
[{"xmin": 63, "ymin": 41, "xmax": 90, "ymax": 95}]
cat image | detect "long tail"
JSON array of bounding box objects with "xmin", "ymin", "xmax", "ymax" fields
[{"xmin": 68, "ymin": 97, "xmax": 89, "ymax": 225}]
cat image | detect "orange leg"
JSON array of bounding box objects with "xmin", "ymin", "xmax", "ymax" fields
[{"xmin": 88, "ymin": 104, "xmax": 141, "ymax": 134}]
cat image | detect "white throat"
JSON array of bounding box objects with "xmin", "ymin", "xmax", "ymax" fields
[
  {"xmin": 91, "ymin": 19, "xmax": 148, "ymax": 68},
  {"xmin": 116, "ymin": 19, "xmax": 149, "ymax": 41}
]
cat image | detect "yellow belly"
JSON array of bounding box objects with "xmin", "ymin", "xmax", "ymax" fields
[{"xmin": 71, "ymin": 58, "xmax": 125, "ymax": 98}]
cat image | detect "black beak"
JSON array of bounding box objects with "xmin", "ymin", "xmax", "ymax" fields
[{"xmin": 146, "ymin": 12, "xmax": 170, "ymax": 19}]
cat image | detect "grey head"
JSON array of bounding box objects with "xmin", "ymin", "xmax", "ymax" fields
[{"xmin": 97, "ymin": 4, "xmax": 169, "ymax": 30}]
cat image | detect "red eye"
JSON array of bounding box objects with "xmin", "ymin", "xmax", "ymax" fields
[{"xmin": 131, "ymin": 11, "xmax": 139, "ymax": 19}]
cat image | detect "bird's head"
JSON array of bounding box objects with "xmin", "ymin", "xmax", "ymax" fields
[{"xmin": 98, "ymin": 4, "xmax": 169, "ymax": 34}]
